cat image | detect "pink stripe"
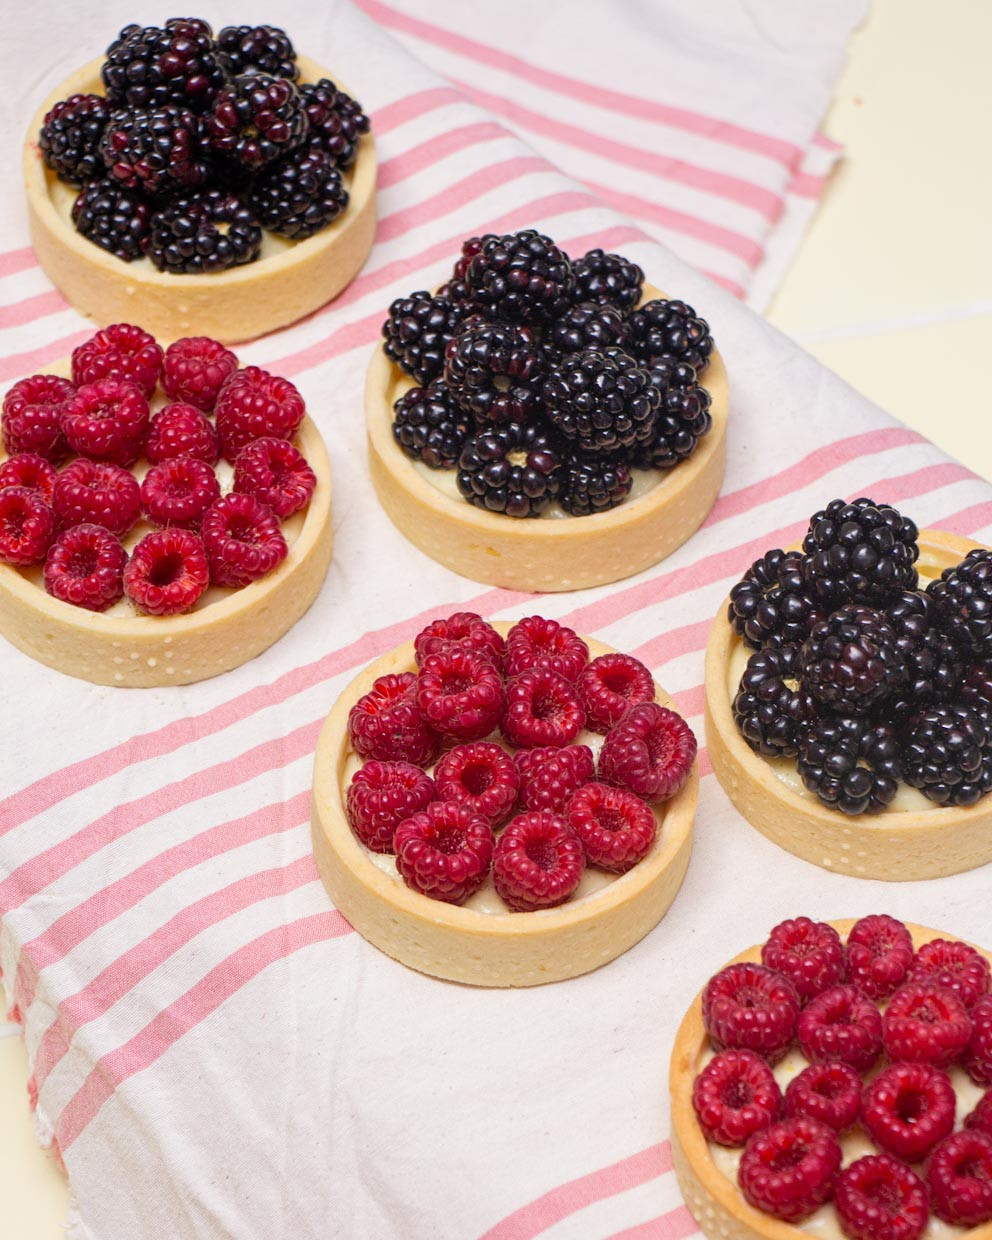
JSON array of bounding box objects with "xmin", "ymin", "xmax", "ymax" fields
[
  {"xmin": 788, "ymin": 170, "xmax": 830, "ymax": 199},
  {"xmin": 355, "ymin": 0, "xmax": 802, "ymax": 167},
  {"xmin": 0, "ymin": 247, "xmax": 37, "ymax": 277},
  {"xmin": 701, "ymin": 271, "xmax": 746, "ymax": 298},
  {"xmin": 0, "ymin": 330, "xmax": 94, "ymax": 383},
  {"xmin": 631, "ymin": 620, "xmax": 713, "ymax": 674},
  {"xmin": 932, "ymin": 499, "xmax": 992, "ymax": 536},
  {"xmin": 607, "ymin": 1205, "xmax": 699, "ymax": 1240},
  {"xmin": 813, "ymin": 131, "xmax": 843, "ymax": 153},
  {"xmin": 0, "ymin": 289, "xmax": 67, "ymax": 329},
  {"xmin": 672, "ymin": 683, "xmax": 706, "ymax": 719},
  {"xmin": 371, "ymin": 85, "xmax": 462, "ymax": 133},
  {"xmin": 377, "ymin": 121, "xmax": 507, "ymax": 189}
]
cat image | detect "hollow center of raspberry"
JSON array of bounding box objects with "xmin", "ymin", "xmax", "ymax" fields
[
  {"xmin": 593, "ymin": 807, "xmax": 627, "ymax": 834},
  {"xmin": 814, "ymin": 1076, "xmax": 845, "ymax": 1101},
  {"xmin": 525, "ymin": 838, "xmax": 559, "ymax": 871},
  {"xmin": 734, "ymin": 986, "xmax": 771, "ymax": 1011},
  {"xmin": 531, "ymin": 691, "xmax": 564, "ymax": 722},
  {"xmin": 720, "ymin": 1079, "xmax": 753, "ymax": 1109},
  {"xmin": 148, "ymin": 551, "xmax": 185, "ymax": 587},
  {"xmin": 440, "ymin": 672, "xmax": 471, "ymax": 695},
  {"xmin": 227, "ymin": 516, "xmax": 259, "ymax": 544},
  {"xmin": 430, "ymin": 826, "xmax": 466, "ymax": 856},
  {"xmin": 895, "ymin": 1089, "xmax": 927, "ymax": 1123},
  {"xmin": 68, "ymin": 548, "xmax": 99, "ymax": 577},
  {"xmin": 647, "ymin": 727, "xmax": 676, "ymax": 770},
  {"xmin": 2, "ymin": 511, "xmax": 26, "ymax": 538},
  {"xmin": 601, "ymin": 668, "xmax": 635, "ymax": 696},
  {"xmin": 769, "ymin": 1141, "xmax": 809, "ymax": 1171},
  {"xmin": 864, "ymin": 1181, "xmax": 905, "ymax": 1214},
  {"xmin": 460, "ymin": 762, "xmax": 494, "ymax": 796}
]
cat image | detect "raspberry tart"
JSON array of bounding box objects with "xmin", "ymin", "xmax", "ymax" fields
[
  {"xmin": 670, "ymin": 917, "xmax": 992, "ymax": 1240},
  {"xmin": 705, "ymin": 497, "xmax": 992, "ymax": 880},
  {"xmin": 24, "ymin": 20, "xmax": 375, "ymax": 343},
  {"xmin": 310, "ymin": 613, "xmax": 698, "ymax": 985},
  {"xmin": 365, "ymin": 232, "xmax": 728, "ymax": 591}
]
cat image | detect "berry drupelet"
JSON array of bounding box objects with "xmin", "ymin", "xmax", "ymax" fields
[
  {"xmin": 99, "ymin": 105, "xmax": 209, "ymax": 197},
  {"xmin": 216, "ymin": 24, "xmax": 298, "ymax": 80},
  {"xmin": 301, "ymin": 79, "xmax": 370, "ymax": 169},
  {"xmin": 148, "ymin": 189, "xmax": 262, "ymax": 274},
  {"xmin": 206, "ymin": 73, "xmax": 308, "ymax": 172},
  {"xmin": 627, "ymin": 298, "xmax": 713, "ymax": 371},
  {"xmin": 570, "ymin": 248, "xmax": 644, "ymax": 312},
  {"xmin": 542, "ymin": 348, "xmax": 659, "ymax": 455},
  {"xmin": 799, "ymin": 605, "xmax": 907, "ymax": 715},
  {"xmin": 392, "ymin": 379, "xmax": 470, "ymax": 470},
  {"xmin": 247, "ymin": 146, "xmax": 348, "ymax": 239},
  {"xmin": 71, "ymin": 179, "xmax": 152, "ymax": 262},
  {"xmin": 456, "ymin": 420, "xmax": 565, "ymax": 517},
  {"xmin": 39, "ymin": 94, "xmax": 111, "ymax": 185},
  {"xmin": 102, "ymin": 20, "xmax": 225, "ymax": 114},
  {"xmin": 732, "ymin": 644, "xmax": 817, "ymax": 758},
  {"xmin": 383, "ymin": 292, "xmax": 471, "ymax": 386},
  {"xmin": 464, "ymin": 230, "xmax": 574, "ymax": 325},
  {"xmin": 927, "ymin": 549, "xmax": 992, "ymax": 658},
  {"xmin": 444, "ymin": 320, "xmax": 546, "ymax": 426},
  {"xmin": 559, "ymin": 454, "xmax": 633, "ymax": 516},
  {"xmin": 728, "ymin": 549, "xmax": 823, "ymax": 651},
  {"xmin": 797, "ymin": 715, "xmax": 902, "ymax": 815},
  {"xmin": 802, "ymin": 496, "xmax": 920, "ymax": 605}
]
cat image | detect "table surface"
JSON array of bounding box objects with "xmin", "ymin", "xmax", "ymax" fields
[{"xmin": 1, "ymin": 0, "xmax": 989, "ymax": 1232}]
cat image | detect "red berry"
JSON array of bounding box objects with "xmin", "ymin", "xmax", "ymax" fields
[
  {"xmin": 71, "ymin": 323, "xmax": 163, "ymax": 396},
  {"xmin": 163, "ymin": 336, "xmax": 238, "ymax": 411},
  {"xmin": 200, "ymin": 493, "xmax": 288, "ymax": 587},
  {"xmin": 145, "ymin": 402, "xmax": 220, "ymax": 465},
  {"xmin": 1, "ymin": 374, "xmax": 74, "ymax": 462},
  {"xmin": 393, "ymin": 801, "xmax": 493, "ymax": 904},
  {"xmin": 964, "ymin": 995, "xmax": 992, "ymax": 1085},
  {"xmin": 692, "ymin": 1049, "xmax": 782, "ymax": 1147},
  {"xmin": 737, "ymin": 1116, "xmax": 841, "ymax": 1223},
  {"xmin": 435, "ymin": 742, "xmax": 519, "ymax": 827},
  {"xmin": 847, "ymin": 914, "xmax": 915, "ymax": 1000},
  {"xmin": 565, "ymin": 780, "xmax": 656, "ymax": 873},
  {"xmin": 502, "ymin": 667, "xmax": 585, "ymax": 748},
  {"xmin": 414, "ymin": 611, "xmax": 506, "ymax": 671},
  {"xmin": 346, "ymin": 760, "xmax": 436, "ymax": 854},
  {"xmin": 140, "ymin": 457, "xmax": 220, "ymax": 529},
  {"xmin": 232, "ymin": 436, "xmax": 316, "ymax": 518},
  {"xmin": 862, "ymin": 1062, "xmax": 956, "ymax": 1161},
  {"xmin": 784, "ymin": 1061, "xmax": 861, "ymax": 1132},
  {"xmin": 598, "ymin": 702, "xmax": 696, "ymax": 803},
  {"xmin": 965, "ymin": 1090, "xmax": 992, "ymax": 1137},
  {"xmin": 505, "ymin": 615, "xmax": 589, "ymax": 682},
  {"xmin": 493, "ymin": 810, "xmax": 585, "ymax": 911},
  {"xmin": 834, "ymin": 1154, "xmax": 929, "ymax": 1240},
  {"xmin": 62, "ymin": 378, "xmax": 150, "ymax": 466},
  {"xmin": 44, "ymin": 523, "xmax": 126, "ymax": 611},
  {"xmin": 883, "ymin": 983, "xmax": 972, "ymax": 1068},
  {"xmin": 348, "ymin": 673, "xmax": 441, "ymax": 767},
  {"xmin": 702, "ymin": 963, "xmax": 800, "ymax": 1062},
  {"xmin": 123, "ymin": 528, "xmax": 209, "ymax": 615},
  {"xmin": 925, "ymin": 1130, "xmax": 992, "ymax": 1226},
  {"xmin": 53, "ymin": 459, "xmax": 140, "ymax": 536},
  {"xmin": 762, "ymin": 917, "xmax": 847, "ymax": 1004},
  {"xmin": 798, "ymin": 985, "xmax": 883, "ymax": 1073},
  {"xmin": 515, "ymin": 744, "xmax": 594, "ymax": 813},
  {"xmin": 214, "ymin": 365, "xmax": 305, "ymax": 461},
  {"xmin": 909, "ymin": 938, "xmax": 990, "ymax": 1011},
  {"xmin": 577, "ymin": 652, "xmax": 655, "ymax": 733},
  {"xmin": 0, "ymin": 454, "xmax": 57, "ymax": 505},
  {"xmin": 415, "ymin": 647, "xmax": 505, "ymax": 742},
  {"xmin": 0, "ymin": 487, "xmax": 56, "ymax": 565}
]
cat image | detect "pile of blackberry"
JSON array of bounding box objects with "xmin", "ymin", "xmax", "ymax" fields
[
  {"xmin": 382, "ymin": 230, "xmax": 715, "ymax": 518},
  {"xmin": 728, "ymin": 496, "xmax": 992, "ymax": 811},
  {"xmin": 39, "ymin": 19, "xmax": 369, "ymax": 271}
]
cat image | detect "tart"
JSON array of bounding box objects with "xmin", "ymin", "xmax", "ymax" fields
[{"xmin": 310, "ymin": 621, "xmax": 698, "ymax": 986}]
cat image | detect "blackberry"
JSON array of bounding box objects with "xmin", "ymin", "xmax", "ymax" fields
[
  {"xmin": 571, "ymin": 248, "xmax": 644, "ymax": 312},
  {"xmin": 39, "ymin": 94, "xmax": 111, "ymax": 185},
  {"xmin": 728, "ymin": 549, "xmax": 824, "ymax": 652},
  {"xmin": 927, "ymin": 549, "xmax": 992, "ymax": 658},
  {"xmin": 631, "ymin": 361, "xmax": 711, "ymax": 470},
  {"xmin": 383, "ymin": 292, "xmax": 471, "ymax": 386},
  {"xmin": 548, "ymin": 302, "xmax": 631, "ymax": 356},
  {"xmin": 301, "ymin": 79, "xmax": 370, "ymax": 170},
  {"xmin": 206, "ymin": 74, "xmax": 309, "ymax": 172},
  {"xmin": 542, "ymin": 348, "xmax": 659, "ymax": 455},
  {"xmin": 216, "ymin": 25, "xmax": 298, "ymax": 80},
  {"xmin": 99, "ymin": 105, "xmax": 209, "ymax": 197},
  {"xmin": 960, "ymin": 662, "xmax": 992, "ymax": 710},
  {"xmin": 627, "ymin": 298, "xmax": 713, "ymax": 371},
  {"xmin": 392, "ymin": 379, "xmax": 469, "ymax": 470},
  {"xmin": 102, "ymin": 20, "xmax": 225, "ymax": 114},
  {"xmin": 797, "ymin": 716, "xmax": 902, "ymax": 815},
  {"xmin": 800, "ymin": 605, "xmax": 907, "ymax": 715},
  {"xmin": 464, "ymin": 230, "xmax": 573, "ymax": 324},
  {"xmin": 902, "ymin": 703, "xmax": 992, "ymax": 806},
  {"xmin": 457, "ymin": 420, "xmax": 565, "ymax": 517},
  {"xmin": 444, "ymin": 320, "xmax": 546, "ymax": 426},
  {"xmin": 247, "ymin": 147, "xmax": 347, "ymax": 239},
  {"xmin": 148, "ymin": 189, "xmax": 261, "ymax": 274},
  {"xmin": 803, "ymin": 496, "xmax": 919, "ymax": 605},
  {"xmin": 883, "ymin": 590, "xmax": 961, "ymax": 719},
  {"xmin": 71, "ymin": 179, "xmax": 151, "ymax": 261},
  {"xmin": 559, "ymin": 454, "xmax": 632, "ymax": 516},
  {"xmin": 733, "ymin": 644, "xmax": 818, "ymax": 758}
]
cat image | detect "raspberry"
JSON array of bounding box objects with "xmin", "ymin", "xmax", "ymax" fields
[
  {"xmin": 598, "ymin": 703, "xmax": 696, "ymax": 803},
  {"xmin": 964, "ymin": 996, "xmax": 992, "ymax": 1085},
  {"xmin": 232, "ymin": 437, "xmax": 316, "ymax": 519},
  {"xmin": 145, "ymin": 403, "xmax": 220, "ymax": 465},
  {"xmin": 834, "ymin": 1154, "xmax": 929, "ymax": 1240},
  {"xmin": 505, "ymin": 615, "xmax": 589, "ymax": 682},
  {"xmin": 798, "ymin": 985, "xmax": 883, "ymax": 1073},
  {"xmin": 0, "ymin": 454, "xmax": 57, "ymax": 505},
  {"xmin": 393, "ymin": 801, "xmax": 493, "ymax": 905},
  {"xmin": 847, "ymin": 914, "xmax": 915, "ymax": 1000},
  {"xmin": 925, "ymin": 1130, "xmax": 992, "ymax": 1226},
  {"xmin": 53, "ymin": 459, "xmax": 140, "ymax": 536},
  {"xmin": 414, "ymin": 612, "xmax": 506, "ymax": 671},
  {"xmin": 577, "ymin": 653, "xmax": 655, "ymax": 733},
  {"xmin": 692, "ymin": 1049, "xmax": 782, "ymax": 1147},
  {"xmin": 415, "ymin": 647, "xmax": 505, "ymax": 743},
  {"xmin": 2, "ymin": 374, "xmax": 74, "ymax": 462},
  {"xmin": 565, "ymin": 781, "xmax": 656, "ymax": 873},
  {"xmin": 162, "ymin": 337, "xmax": 238, "ymax": 412},
  {"xmin": 761, "ymin": 918, "xmax": 847, "ymax": 1004},
  {"xmin": 515, "ymin": 744, "xmax": 595, "ymax": 813},
  {"xmin": 501, "ymin": 668, "xmax": 585, "ymax": 748},
  {"xmin": 435, "ymin": 742, "xmax": 520, "ymax": 827},
  {"xmin": 71, "ymin": 324, "xmax": 163, "ymax": 397},
  {"xmin": 861, "ymin": 1061, "xmax": 955, "ymax": 1162},
  {"xmin": 493, "ymin": 810, "xmax": 585, "ymax": 912},
  {"xmin": 43, "ymin": 524, "xmax": 126, "ymax": 611},
  {"xmin": 200, "ymin": 493, "xmax": 288, "ymax": 588},
  {"xmin": 140, "ymin": 457, "xmax": 220, "ymax": 529},
  {"xmin": 346, "ymin": 761, "xmax": 436, "ymax": 854},
  {"xmin": 214, "ymin": 366, "xmax": 306, "ymax": 461},
  {"xmin": 0, "ymin": 487, "xmax": 56, "ymax": 565},
  {"xmin": 966, "ymin": 1091, "xmax": 992, "ymax": 1136},
  {"xmin": 123, "ymin": 528, "xmax": 209, "ymax": 616},
  {"xmin": 348, "ymin": 673, "xmax": 441, "ymax": 768},
  {"xmin": 61, "ymin": 379, "xmax": 150, "ymax": 466},
  {"xmin": 882, "ymin": 983, "xmax": 972, "ymax": 1068},
  {"xmin": 784, "ymin": 1061, "xmax": 861, "ymax": 1132},
  {"xmin": 702, "ymin": 963, "xmax": 800, "ymax": 1061},
  {"xmin": 737, "ymin": 1116, "xmax": 841, "ymax": 1223},
  {"xmin": 909, "ymin": 939, "xmax": 991, "ymax": 1011}
]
